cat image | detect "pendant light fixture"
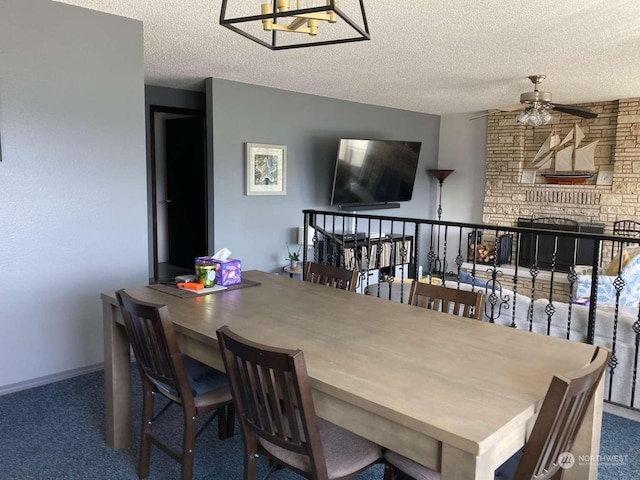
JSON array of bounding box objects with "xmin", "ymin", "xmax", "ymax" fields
[{"xmin": 220, "ymin": 1, "xmax": 370, "ymax": 50}]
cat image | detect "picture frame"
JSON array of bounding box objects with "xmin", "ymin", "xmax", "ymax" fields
[
  {"xmin": 245, "ymin": 143, "xmax": 287, "ymax": 195},
  {"xmin": 521, "ymin": 170, "xmax": 536, "ymax": 184},
  {"xmin": 596, "ymin": 170, "xmax": 614, "ymax": 186}
]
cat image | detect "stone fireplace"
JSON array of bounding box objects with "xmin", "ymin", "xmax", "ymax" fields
[{"xmin": 483, "ymin": 98, "xmax": 640, "ymax": 237}]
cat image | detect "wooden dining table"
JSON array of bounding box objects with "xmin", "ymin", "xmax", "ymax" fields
[{"xmin": 101, "ymin": 270, "xmax": 603, "ymax": 480}]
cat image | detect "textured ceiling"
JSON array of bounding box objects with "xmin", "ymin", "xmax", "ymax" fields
[{"xmin": 57, "ymin": 0, "xmax": 640, "ymax": 115}]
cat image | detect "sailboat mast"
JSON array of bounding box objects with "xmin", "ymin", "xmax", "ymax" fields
[
  {"xmin": 551, "ymin": 127, "xmax": 558, "ymax": 173},
  {"xmin": 571, "ymin": 123, "xmax": 578, "ymax": 172}
]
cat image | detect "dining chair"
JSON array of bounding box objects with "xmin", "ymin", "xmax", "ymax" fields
[
  {"xmin": 216, "ymin": 325, "xmax": 382, "ymax": 480},
  {"xmin": 305, "ymin": 261, "xmax": 359, "ymax": 292},
  {"xmin": 116, "ymin": 289, "xmax": 235, "ymax": 480},
  {"xmin": 383, "ymin": 346, "xmax": 611, "ymax": 480},
  {"xmin": 408, "ymin": 281, "xmax": 485, "ymax": 320}
]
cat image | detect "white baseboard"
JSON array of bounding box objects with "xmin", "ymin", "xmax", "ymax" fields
[{"xmin": 0, "ymin": 363, "xmax": 104, "ymax": 397}]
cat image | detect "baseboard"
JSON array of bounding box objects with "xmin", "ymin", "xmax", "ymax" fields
[
  {"xmin": 604, "ymin": 403, "xmax": 640, "ymax": 422},
  {"xmin": 0, "ymin": 363, "xmax": 104, "ymax": 397}
]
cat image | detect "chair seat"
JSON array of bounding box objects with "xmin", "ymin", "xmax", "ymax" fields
[
  {"xmin": 262, "ymin": 417, "xmax": 382, "ymax": 479},
  {"xmin": 384, "ymin": 448, "xmax": 523, "ymax": 480},
  {"xmin": 153, "ymin": 356, "xmax": 231, "ymax": 408}
]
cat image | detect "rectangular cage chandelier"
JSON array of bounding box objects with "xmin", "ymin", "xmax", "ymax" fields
[{"xmin": 220, "ymin": 1, "xmax": 370, "ymax": 50}]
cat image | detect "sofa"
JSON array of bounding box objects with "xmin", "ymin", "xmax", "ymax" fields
[
  {"xmin": 576, "ymin": 247, "xmax": 640, "ymax": 309},
  {"xmin": 364, "ymin": 272, "xmax": 640, "ymax": 409}
]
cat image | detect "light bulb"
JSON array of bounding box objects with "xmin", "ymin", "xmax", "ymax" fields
[
  {"xmin": 541, "ymin": 110, "xmax": 552, "ymax": 124},
  {"xmin": 517, "ymin": 110, "xmax": 530, "ymax": 124},
  {"xmin": 529, "ymin": 111, "xmax": 543, "ymax": 126}
]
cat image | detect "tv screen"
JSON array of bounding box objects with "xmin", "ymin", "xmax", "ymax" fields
[{"xmin": 330, "ymin": 138, "xmax": 422, "ymax": 208}]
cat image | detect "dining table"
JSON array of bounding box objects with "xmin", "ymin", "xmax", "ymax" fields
[{"xmin": 101, "ymin": 270, "xmax": 603, "ymax": 480}]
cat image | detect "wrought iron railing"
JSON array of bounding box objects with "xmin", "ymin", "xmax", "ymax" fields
[{"xmin": 302, "ymin": 209, "xmax": 640, "ymax": 411}]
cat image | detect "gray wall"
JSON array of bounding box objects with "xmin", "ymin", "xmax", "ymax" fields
[
  {"xmin": 207, "ymin": 79, "xmax": 441, "ymax": 272},
  {"xmin": 438, "ymin": 113, "xmax": 487, "ymax": 224},
  {"xmin": 0, "ymin": 1, "xmax": 147, "ymax": 392}
]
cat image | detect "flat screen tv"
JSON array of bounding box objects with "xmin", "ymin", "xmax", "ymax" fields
[{"xmin": 330, "ymin": 138, "xmax": 422, "ymax": 210}]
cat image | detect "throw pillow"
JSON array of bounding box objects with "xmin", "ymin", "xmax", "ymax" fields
[{"xmin": 605, "ymin": 247, "xmax": 640, "ymax": 276}]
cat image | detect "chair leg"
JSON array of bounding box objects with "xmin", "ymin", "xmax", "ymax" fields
[
  {"xmin": 226, "ymin": 403, "xmax": 236, "ymax": 438},
  {"xmin": 383, "ymin": 463, "xmax": 396, "ymax": 480},
  {"xmin": 181, "ymin": 412, "xmax": 197, "ymax": 480},
  {"xmin": 243, "ymin": 438, "xmax": 258, "ymax": 480},
  {"xmin": 138, "ymin": 388, "xmax": 156, "ymax": 479},
  {"xmin": 217, "ymin": 406, "xmax": 227, "ymax": 440}
]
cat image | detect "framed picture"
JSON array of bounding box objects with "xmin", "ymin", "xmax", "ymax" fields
[
  {"xmin": 245, "ymin": 143, "xmax": 287, "ymax": 195},
  {"xmin": 596, "ymin": 170, "xmax": 614, "ymax": 186},
  {"xmin": 521, "ymin": 170, "xmax": 536, "ymax": 184}
]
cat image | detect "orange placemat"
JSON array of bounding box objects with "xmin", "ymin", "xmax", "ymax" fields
[{"xmin": 147, "ymin": 279, "xmax": 261, "ymax": 299}]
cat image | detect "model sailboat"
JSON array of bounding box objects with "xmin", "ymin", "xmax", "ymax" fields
[{"xmin": 533, "ymin": 124, "xmax": 598, "ymax": 184}]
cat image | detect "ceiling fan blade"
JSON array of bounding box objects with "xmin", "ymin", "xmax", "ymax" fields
[
  {"xmin": 469, "ymin": 104, "xmax": 527, "ymax": 120},
  {"xmin": 469, "ymin": 110, "xmax": 499, "ymax": 120},
  {"xmin": 550, "ymin": 103, "xmax": 598, "ymax": 119},
  {"xmin": 498, "ymin": 103, "xmax": 527, "ymax": 112}
]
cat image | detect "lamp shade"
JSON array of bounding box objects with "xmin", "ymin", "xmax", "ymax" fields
[
  {"xmin": 428, "ymin": 169, "xmax": 455, "ymax": 183},
  {"xmin": 297, "ymin": 226, "xmax": 315, "ymax": 246}
]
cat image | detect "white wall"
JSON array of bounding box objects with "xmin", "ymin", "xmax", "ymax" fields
[
  {"xmin": 437, "ymin": 113, "xmax": 487, "ymax": 224},
  {"xmin": 0, "ymin": 0, "xmax": 147, "ymax": 392}
]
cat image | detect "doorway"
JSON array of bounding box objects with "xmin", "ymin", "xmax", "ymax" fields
[{"xmin": 149, "ymin": 106, "xmax": 207, "ymax": 281}]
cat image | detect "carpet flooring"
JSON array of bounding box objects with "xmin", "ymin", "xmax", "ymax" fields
[{"xmin": 0, "ymin": 369, "xmax": 638, "ymax": 479}]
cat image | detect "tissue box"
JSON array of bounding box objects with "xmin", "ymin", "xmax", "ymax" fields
[{"xmin": 195, "ymin": 256, "xmax": 242, "ymax": 286}]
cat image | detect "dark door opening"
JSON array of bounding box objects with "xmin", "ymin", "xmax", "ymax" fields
[
  {"xmin": 166, "ymin": 116, "xmax": 207, "ymax": 269},
  {"xmin": 150, "ymin": 106, "xmax": 207, "ymax": 281}
]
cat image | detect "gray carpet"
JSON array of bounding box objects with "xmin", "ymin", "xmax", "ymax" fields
[{"xmin": 0, "ymin": 369, "xmax": 638, "ymax": 479}]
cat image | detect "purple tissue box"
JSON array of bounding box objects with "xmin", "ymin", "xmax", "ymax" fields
[{"xmin": 195, "ymin": 257, "xmax": 242, "ymax": 286}]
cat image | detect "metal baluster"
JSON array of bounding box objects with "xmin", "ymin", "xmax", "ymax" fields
[
  {"xmin": 511, "ymin": 233, "xmax": 520, "ymax": 329},
  {"xmin": 528, "ymin": 235, "xmax": 541, "ymax": 333},
  {"xmin": 543, "ymin": 235, "xmax": 559, "ymax": 337}
]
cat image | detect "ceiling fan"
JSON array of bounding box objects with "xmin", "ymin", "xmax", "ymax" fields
[{"xmin": 473, "ymin": 75, "xmax": 598, "ymax": 124}]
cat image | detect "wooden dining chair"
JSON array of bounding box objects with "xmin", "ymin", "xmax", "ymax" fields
[
  {"xmin": 116, "ymin": 289, "xmax": 235, "ymax": 480},
  {"xmin": 305, "ymin": 261, "xmax": 359, "ymax": 292},
  {"xmin": 216, "ymin": 325, "xmax": 382, "ymax": 480},
  {"xmin": 383, "ymin": 346, "xmax": 611, "ymax": 480},
  {"xmin": 408, "ymin": 281, "xmax": 485, "ymax": 320}
]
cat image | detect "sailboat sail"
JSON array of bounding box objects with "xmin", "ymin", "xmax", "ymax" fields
[
  {"xmin": 533, "ymin": 133, "xmax": 560, "ymax": 162},
  {"xmin": 575, "ymin": 141, "xmax": 598, "ymax": 171},
  {"xmin": 534, "ymin": 152, "xmax": 554, "ymax": 170},
  {"xmin": 558, "ymin": 128, "xmax": 574, "ymax": 147},
  {"xmin": 555, "ymin": 146, "xmax": 574, "ymax": 171},
  {"xmin": 533, "ymin": 123, "xmax": 597, "ymax": 184},
  {"xmin": 575, "ymin": 125, "xmax": 585, "ymax": 147}
]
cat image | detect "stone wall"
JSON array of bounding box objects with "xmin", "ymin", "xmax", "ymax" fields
[{"xmin": 483, "ymin": 98, "xmax": 640, "ymax": 232}]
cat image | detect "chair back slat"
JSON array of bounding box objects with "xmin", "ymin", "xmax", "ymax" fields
[
  {"xmin": 305, "ymin": 262, "xmax": 358, "ymax": 292},
  {"xmin": 514, "ymin": 347, "xmax": 611, "ymax": 480},
  {"xmin": 409, "ymin": 282, "xmax": 484, "ymax": 320},
  {"xmin": 116, "ymin": 290, "xmax": 193, "ymax": 402},
  {"xmin": 217, "ymin": 326, "xmax": 328, "ymax": 477}
]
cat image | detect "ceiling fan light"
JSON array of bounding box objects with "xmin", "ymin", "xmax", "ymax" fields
[
  {"xmin": 517, "ymin": 105, "xmax": 552, "ymax": 126},
  {"xmin": 529, "ymin": 114, "xmax": 543, "ymax": 126},
  {"xmin": 517, "ymin": 110, "xmax": 530, "ymax": 124}
]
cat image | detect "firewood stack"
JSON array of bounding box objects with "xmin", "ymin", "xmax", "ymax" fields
[{"xmin": 469, "ymin": 243, "xmax": 495, "ymax": 263}]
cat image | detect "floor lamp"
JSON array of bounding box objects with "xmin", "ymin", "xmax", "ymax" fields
[{"xmin": 428, "ymin": 169, "xmax": 455, "ymax": 273}]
